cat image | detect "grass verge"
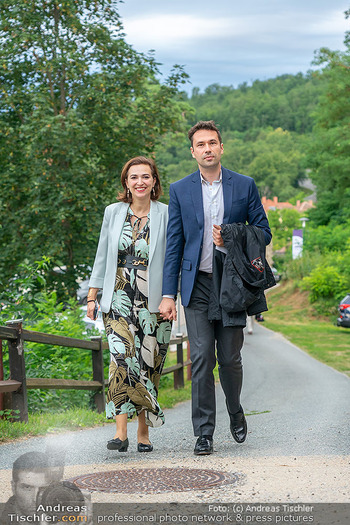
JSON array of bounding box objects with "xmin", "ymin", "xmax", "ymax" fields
[
  {"xmin": 0, "ymin": 408, "xmax": 109, "ymax": 443},
  {"xmin": 263, "ymin": 281, "xmax": 350, "ymax": 376}
]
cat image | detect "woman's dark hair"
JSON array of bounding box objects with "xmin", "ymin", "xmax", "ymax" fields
[{"xmin": 118, "ymin": 156, "xmax": 162, "ymax": 202}]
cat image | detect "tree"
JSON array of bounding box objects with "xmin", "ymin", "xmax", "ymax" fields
[
  {"xmin": 0, "ymin": 0, "xmax": 189, "ymax": 299},
  {"xmin": 189, "ymin": 73, "xmax": 325, "ymax": 134},
  {"xmin": 307, "ymin": 9, "xmax": 350, "ymax": 225},
  {"xmin": 267, "ymin": 208, "xmax": 302, "ymax": 251},
  {"xmin": 222, "ymin": 128, "xmax": 305, "ymax": 200},
  {"xmin": 155, "ymin": 72, "xmax": 324, "ymax": 194}
]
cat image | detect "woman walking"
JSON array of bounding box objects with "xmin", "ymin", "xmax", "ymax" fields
[{"xmin": 87, "ymin": 157, "xmax": 171, "ymax": 452}]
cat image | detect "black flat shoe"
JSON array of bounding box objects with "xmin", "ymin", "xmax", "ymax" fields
[
  {"xmin": 194, "ymin": 436, "xmax": 213, "ymax": 455},
  {"xmin": 137, "ymin": 442, "xmax": 153, "ymax": 452},
  {"xmin": 229, "ymin": 408, "xmax": 247, "ymax": 443},
  {"xmin": 107, "ymin": 437, "xmax": 129, "ymax": 452}
]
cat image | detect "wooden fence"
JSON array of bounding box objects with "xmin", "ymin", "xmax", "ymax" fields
[{"xmin": 0, "ymin": 320, "xmax": 190, "ymax": 423}]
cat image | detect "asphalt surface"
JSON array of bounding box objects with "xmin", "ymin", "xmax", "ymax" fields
[
  {"xmin": 0, "ymin": 322, "xmax": 349, "ymax": 466},
  {"xmin": 0, "ymin": 323, "xmax": 350, "ymax": 506}
]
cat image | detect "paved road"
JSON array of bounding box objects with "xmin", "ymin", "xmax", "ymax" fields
[{"xmin": 0, "ymin": 322, "xmax": 349, "ymax": 466}]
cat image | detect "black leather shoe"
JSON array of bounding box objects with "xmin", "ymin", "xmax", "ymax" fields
[
  {"xmin": 194, "ymin": 436, "xmax": 213, "ymax": 455},
  {"xmin": 107, "ymin": 437, "xmax": 129, "ymax": 452},
  {"xmin": 137, "ymin": 442, "xmax": 153, "ymax": 452},
  {"xmin": 229, "ymin": 408, "xmax": 247, "ymax": 443}
]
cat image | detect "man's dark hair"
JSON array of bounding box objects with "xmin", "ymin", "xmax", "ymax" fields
[
  {"xmin": 188, "ymin": 120, "xmax": 222, "ymax": 146},
  {"xmin": 12, "ymin": 452, "xmax": 49, "ymax": 483}
]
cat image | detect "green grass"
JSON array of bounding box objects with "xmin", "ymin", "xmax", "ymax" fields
[
  {"xmin": 158, "ymin": 345, "xmax": 193, "ymax": 408},
  {"xmin": 158, "ymin": 379, "xmax": 192, "ymax": 408},
  {"xmin": 264, "ymin": 281, "xmax": 350, "ymax": 376},
  {"xmin": 0, "ymin": 408, "xmax": 110, "ymax": 443}
]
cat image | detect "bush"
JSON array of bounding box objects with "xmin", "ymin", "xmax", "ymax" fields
[
  {"xmin": 1, "ymin": 259, "xmax": 108, "ymax": 413},
  {"xmin": 24, "ymin": 292, "xmax": 104, "ymax": 413},
  {"xmin": 277, "ymin": 236, "xmax": 350, "ymax": 314},
  {"xmin": 304, "ymin": 220, "xmax": 350, "ymax": 253},
  {"xmin": 301, "ymin": 266, "xmax": 347, "ymax": 303},
  {"xmin": 281, "ymin": 250, "xmax": 322, "ymax": 281}
]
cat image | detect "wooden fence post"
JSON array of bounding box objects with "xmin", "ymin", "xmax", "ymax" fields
[
  {"xmin": 174, "ymin": 336, "xmax": 184, "ymax": 389},
  {"xmin": 91, "ymin": 336, "xmax": 105, "ymax": 413},
  {"xmin": 6, "ymin": 319, "xmax": 28, "ymax": 422}
]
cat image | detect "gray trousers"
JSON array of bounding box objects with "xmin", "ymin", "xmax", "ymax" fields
[{"xmin": 184, "ymin": 272, "xmax": 244, "ymax": 437}]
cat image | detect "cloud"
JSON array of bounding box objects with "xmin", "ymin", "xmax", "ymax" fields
[
  {"xmin": 307, "ymin": 10, "xmax": 349, "ymax": 36},
  {"xmin": 123, "ymin": 15, "xmax": 235, "ymax": 49},
  {"xmin": 122, "ymin": 10, "xmax": 348, "ymax": 52},
  {"xmin": 119, "ymin": 6, "xmax": 348, "ymax": 91}
]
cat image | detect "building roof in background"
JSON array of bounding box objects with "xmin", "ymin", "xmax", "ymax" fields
[{"xmin": 262, "ymin": 196, "xmax": 314, "ymax": 214}]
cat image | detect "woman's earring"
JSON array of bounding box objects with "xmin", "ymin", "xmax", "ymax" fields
[
  {"xmin": 127, "ymin": 189, "xmax": 130, "ymax": 199},
  {"xmin": 152, "ymin": 187, "xmax": 155, "ymax": 196}
]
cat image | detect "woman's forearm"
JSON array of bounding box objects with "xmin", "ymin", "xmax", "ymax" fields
[{"xmin": 87, "ymin": 287, "xmax": 99, "ymax": 302}]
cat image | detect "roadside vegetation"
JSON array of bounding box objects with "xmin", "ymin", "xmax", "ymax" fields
[
  {"xmin": 0, "ymin": 348, "xmax": 192, "ymax": 443},
  {"xmin": 0, "ymin": 408, "xmax": 108, "ymax": 444},
  {"xmin": 264, "ymin": 281, "xmax": 350, "ymax": 377}
]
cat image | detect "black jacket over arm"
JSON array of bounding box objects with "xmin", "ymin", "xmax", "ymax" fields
[{"xmin": 208, "ymin": 223, "xmax": 276, "ymax": 327}]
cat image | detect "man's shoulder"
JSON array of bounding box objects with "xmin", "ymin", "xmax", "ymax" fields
[
  {"xmin": 222, "ymin": 167, "xmax": 253, "ymax": 184},
  {"xmin": 1, "ymin": 496, "xmax": 18, "ymax": 516}
]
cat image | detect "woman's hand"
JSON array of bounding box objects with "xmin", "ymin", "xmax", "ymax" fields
[
  {"xmin": 87, "ymin": 300, "xmax": 97, "ymax": 320},
  {"xmin": 86, "ymin": 287, "xmax": 99, "ymax": 319}
]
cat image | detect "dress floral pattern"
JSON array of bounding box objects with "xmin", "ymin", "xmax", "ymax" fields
[{"xmin": 103, "ymin": 208, "xmax": 170, "ymax": 427}]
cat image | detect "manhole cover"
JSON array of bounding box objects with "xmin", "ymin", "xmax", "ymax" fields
[{"xmin": 69, "ymin": 468, "xmax": 239, "ymax": 494}]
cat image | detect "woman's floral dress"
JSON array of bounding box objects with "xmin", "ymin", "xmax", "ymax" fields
[{"xmin": 104, "ymin": 208, "xmax": 171, "ymax": 427}]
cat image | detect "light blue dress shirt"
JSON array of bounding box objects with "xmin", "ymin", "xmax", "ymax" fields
[{"xmin": 199, "ymin": 171, "xmax": 227, "ymax": 273}]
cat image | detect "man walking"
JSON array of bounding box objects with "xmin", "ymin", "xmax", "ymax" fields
[{"xmin": 159, "ymin": 120, "xmax": 271, "ymax": 455}]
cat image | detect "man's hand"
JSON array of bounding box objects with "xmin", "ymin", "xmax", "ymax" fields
[
  {"xmin": 213, "ymin": 224, "xmax": 224, "ymax": 247},
  {"xmin": 159, "ymin": 297, "xmax": 177, "ymax": 321}
]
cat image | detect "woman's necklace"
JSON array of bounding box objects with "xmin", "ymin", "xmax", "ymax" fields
[{"xmin": 129, "ymin": 207, "xmax": 149, "ymax": 233}]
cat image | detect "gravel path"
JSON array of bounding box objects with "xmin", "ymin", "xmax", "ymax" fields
[{"xmin": 0, "ymin": 323, "xmax": 349, "ymax": 504}]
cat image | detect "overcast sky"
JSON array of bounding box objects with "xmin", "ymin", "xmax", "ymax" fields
[{"xmin": 117, "ymin": 0, "xmax": 349, "ymax": 93}]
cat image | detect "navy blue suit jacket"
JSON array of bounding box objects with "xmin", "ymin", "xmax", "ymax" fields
[{"xmin": 162, "ymin": 167, "xmax": 272, "ymax": 307}]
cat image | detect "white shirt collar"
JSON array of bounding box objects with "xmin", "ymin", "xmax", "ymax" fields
[{"xmin": 200, "ymin": 169, "xmax": 222, "ymax": 185}]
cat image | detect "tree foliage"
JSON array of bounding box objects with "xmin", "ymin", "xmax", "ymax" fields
[
  {"xmin": 189, "ymin": 73, "xmax": 325, "ymax": 134},
  {"xmin": 155, "ymin": 72, "xmax": 323, "ymax": 200},
  {"xmin": 224, "ymin": 128, "xmax": 305, "ymax": 199},
  {"xmin": 0, "ymin": 258, "xmax": 105, "ymax": 412},
  {"xmin": 267, "ymin": 208, "xmax": 303, "ymax": 251},
  {"xmin": 0, "ymin": 0, "xmax": 189, "ymax": 298},
  {"xmin": 307, "ymin": 9, "xmax": 350, "ymax": 225},
  {"xmin": 301, "ymin": 240, "xmax": 350, "ymax": 309}
]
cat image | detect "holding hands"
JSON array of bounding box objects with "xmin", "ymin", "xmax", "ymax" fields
[{"xmin": 159, "ymin": 297, "xmax": 177, "ymax": 321}]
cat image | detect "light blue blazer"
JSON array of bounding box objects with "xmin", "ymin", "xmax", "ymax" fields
[{"xmin": 89, "ymin": 200, "xmax": 168, "ymax": 313}]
